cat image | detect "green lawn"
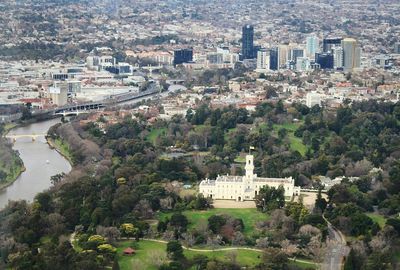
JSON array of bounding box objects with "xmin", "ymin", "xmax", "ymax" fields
[
  {"xmin": 185, "ymin": 248, "xmax": 262, "ymax": 267},
  {"xmin": 0, "ymin": 141, "xmax": 25, "ymax": 190},
  {"xmin": 49, "ymin": 137, "xmax": 73, "ymax": 164},
  {"xmin": 234, "ymin": 155, "xmax": 246, "ymax": 163},
  {"xmin": 224, "ymin": 127, "xmax": 238, "ymax": 141},
  {"xmin": 159, "ymin": 208, "xmax": 268, "ymax": 236},
  {"xmin": 288, "ymin": 136, "xmax": 308, "ymax": 156},
  {"xmin": 273, "ymin": 122, "xmax": 307, "ymax": 156},
  {"xmin": 117, "ymin": 240, "xmax": 165, "ymax": 270},
  {"xmin": 366, "ymin": 213, "xmax": 387, "ymax": 228},
  {"xmin": 146, "ymin": 128, "xmax": 167, "ymax": 145},
  {"xmin": 116, "ymin": 240, "xmax": 317, "ymax": 270},
  {"xmin": 273, "ymin": 122, "xmax": 301, "ymax": 132}
]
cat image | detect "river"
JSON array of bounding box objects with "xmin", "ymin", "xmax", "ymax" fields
[{"xmin": 0, "ymin": 118, "xmax": 72, "ymax": 209}]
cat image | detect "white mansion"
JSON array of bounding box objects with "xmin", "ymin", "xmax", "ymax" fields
[{"xmin": 199, "ymin": 155, "xmax": 301, "ymax": 201}]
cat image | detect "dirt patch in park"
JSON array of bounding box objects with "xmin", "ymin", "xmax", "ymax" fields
[
  {"xmin": 301, "ymin": 192, "xmax": 328, "ymax": 209},
  {"xmin": 213, "ymin": 200, "xmax": 256, "ymax": 208}
]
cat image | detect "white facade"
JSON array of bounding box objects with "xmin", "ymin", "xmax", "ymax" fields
[
  {"xmin": 256, "ymin": 50, "xmax": 270, "ymax": 72},
  {"xmin": 199, "ymin": 155, "xmax": 300, "ymax": 202},
  {"xmin": 48, "ymin": 86, "xmax": 68, "ymax": 106},
  {"xmin": 296, "ymin": 57, "xmax": 311, "ymax": 71},
  {"xmin": 333, "ymin": 46, "xmax": 344, "ymax": 69},
  {"xmin": 306, "ymin": 92, "xmax": 322, "ymax": 108}
]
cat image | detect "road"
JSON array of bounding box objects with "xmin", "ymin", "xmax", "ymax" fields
[{"xmin": 322, "ymin": 217, "xmax": 350, "ymax": 270}]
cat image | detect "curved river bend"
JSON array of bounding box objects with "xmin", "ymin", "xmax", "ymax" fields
[{"xmin": 0, "ymin": 119, "xmax": 71, "ymax": 209}]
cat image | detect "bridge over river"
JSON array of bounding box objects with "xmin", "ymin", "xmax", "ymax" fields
[{"xmin": 5, "ymin": 133, "xmax": 47, "ymax": 142}]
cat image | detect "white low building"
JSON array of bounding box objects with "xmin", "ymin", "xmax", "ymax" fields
[
  {"xmin": 199, "ymin": 155, "xmax": 300, "ymax": 201},
  {"xmin": 306, "ymin": 92, "xmax": 322, "ymax": 108}
]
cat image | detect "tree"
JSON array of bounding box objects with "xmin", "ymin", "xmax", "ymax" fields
[
  {"xmin": 260, "ymin": 247, "xmax": 288, "ymax": 270},
  {"xmin": 21, "ymin": 102, "xmax": 32, "ymax": 120},
  {"xmin": 366, "ymin": 251, "xmax": 392, "ymax": 270},
  {"xmin": 315, "ymin": 189, "xmax": 327, "ymax": 212},
  {"xmin": 120, "ymin": 223, "xmax": 139, "ymax": 239},
  {"xmin": 96, "ymin": 226, "xmax": 121, "ymax": 244},
  {"xmin": 388, "ymin": 161, "xmax": 400, "ymax": 194},
  {"xmin": 170, "ymin": 213, "xmax": 189, "ymax": 232},
  {"xmin": 50, "ymin": 173, "xmax": 66, "ymax": 186},
  {"xmin": 166, "ymin": 241, "xmax": 184, "ymax": 260},
  {"xmin": 112, "ymin": 259, "xmax": 120, "ymax": 270},
  {"xmin": 255, "ymin": 186, "xmax": 285, "ymax": 212},
  {"xmin": 208, "ymin": 215, "xmax": 226, "ymax": 234}
]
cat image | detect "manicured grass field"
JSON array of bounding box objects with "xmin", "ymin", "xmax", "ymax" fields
[
  {"xmin": 288, "ymin": 136, "xmax": 308, "ymax": 156},
  {"xmin": 234, "ymin": 155, "xmax": 246, "ymax": 163},
  {"xmin": 159, "ymin": 208, "xmax": 268, "ymax": 236},
  {"xmin": 146, "ymin": 128, "xmax": 167, "ymax": 145},
  {"xmin": 273, "ymin": 122, "xmax": 308, "ymax": 156},
  {"xmin": 273, "ymin": 122, "xmax": 301, "ymax": 132},
  {"xmin": 117, "ymin": 240, "xmax": 164, "ymax": 270},
  {"xmin": 366, "ymin": 213, "xmax": 387, "ymax": 228},
  {"xmin": 116, "ymin": 240, "xmax": 317, "ymax": 270}
]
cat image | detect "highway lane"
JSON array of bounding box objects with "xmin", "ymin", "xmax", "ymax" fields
[{"xmin": 322, "ymin": 217, "xmax": 350, "ymax": 270}]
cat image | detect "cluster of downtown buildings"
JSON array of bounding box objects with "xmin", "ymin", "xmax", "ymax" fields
[
  {"xmin": 174, "ymin": 25, "xmax": 364, "ymax": 73},
  {"xmin": 0, "ymin": 0, "xmax": 400, "ymax": 122}
]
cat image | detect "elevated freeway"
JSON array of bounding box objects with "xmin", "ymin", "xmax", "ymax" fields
[{"xmin": 33, "ymin": 84, "xmax": 162, "ymax": 117}]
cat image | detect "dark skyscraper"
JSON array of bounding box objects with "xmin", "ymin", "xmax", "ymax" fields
[
  {"xmin": 173, "ymin": 48, "xmax": 193, "ymax": 66},
  {"xmin": 241, "ymin": 25, "xmax": 255, "ymax": 60},
  {"xmin": 290, "ymin": 48, "xmax": 304, "ymax": 64},
  {"xmin": 316, "ymin": 53, "xmax": 334, "ymax": 69},
  {"xmin": 323, "ymin": 37, "xmax": 342, "ymax": 53},
  {"xmin": 269, "ymin": 48, "xmax": 279, "ymax": 70}
]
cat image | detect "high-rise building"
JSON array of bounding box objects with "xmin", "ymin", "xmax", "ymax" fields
[
  {"xmin": 341, "ymin": 38, "xmax": 361, "ymax": 71},
  {"xmin": 290, "ymin": 48, "xmax": 305, "ymax": 64},
  {"xmin": 207, "ymin": 53, "xmax": 224, "ymax": 64},
  {"xmin": 256, "ymin": 49, "xmax": 270, "ymax": 72},
  {"xmin": 173, "ymin": 48, "xmax": 193, "ymax": 65},
  {"xmin": 269, "ymin": 48, "xmax": 279, "ymax": 70},
  {"xmin": 323, "ymin": 37, "xmax": 342, "ymax": 53},
  {"xmin": 241, "ymin": 25, "xmax": 255, "ymax": 60},
  {"xmin": 278, "ymin": 44, "xmax": 289, "ymax": 69},
  {"xmin": 306, "ymin": 35, "xmax": 319, "ymax": 59},
  {"xmin": 296, "ymin": 57, "xmax": 311, "ymax": 72},
  {"xmin": 333, "ymin": 46, "xmax": 344, "ymax": 69},
  {"xmin": 49, "ymin": 86, "xmax": 68, "ymax": 106},
  {"xmin": 315, "ymin": 53, "xmax": 334, "ymax": 69},
  {"xmin": 54, "ymin": 81, "xmax": 82, "ymax": 96}
]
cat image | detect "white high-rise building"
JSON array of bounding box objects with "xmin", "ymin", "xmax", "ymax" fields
[
  {"xmin": 342, "ymin": 38, "xmax": 361, "ymax": 72},
  {"xmin": 256, "ymin": 49, "xmax": 270, "ymax": 72},
  {"xmin": 306, "ymin": 35, "xmax": 319, "ymax": 59},
  {"xmin": 333, "ymin": 46, "xmax": 344, "ymax": 69}
]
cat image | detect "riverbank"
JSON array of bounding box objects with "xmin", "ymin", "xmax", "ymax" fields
[
  {"xmin": 47, "ymin": 137, "xmax": 74, "ymax": 165},
  {"xmin": 0, "ymin": 161, "xmax": 26, "ymax": 191},
  {"xmin": 0, "ymin": 123, "xmax": 25, "ymax": 191}
]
